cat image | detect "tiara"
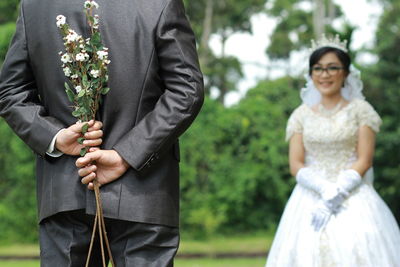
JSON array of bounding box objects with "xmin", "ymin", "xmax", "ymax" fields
[{"xmin": 310, "ymin": 34, "xmax": 348, "ymax": 53}]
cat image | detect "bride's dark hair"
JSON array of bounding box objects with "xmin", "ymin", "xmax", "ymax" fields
[{"xmin": 309, "ymin": 47, "xmax": 351, "ymax": 75}]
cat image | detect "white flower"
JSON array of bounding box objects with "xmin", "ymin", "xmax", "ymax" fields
[
  {"xmin": 90, "ymin": 69, "xmax": 100, "ymax": 78},
  {"xmin": 79, "ymin": 44, "xmax": 85, "ymax": 49},
  {"xmin": 93, "ymin": 15, "xmax": 100, "ymax": 29},
  {"xmin": 97, "ymin": 50, "xmax": 108, "ymax": 60},
  {"xmin": 84, "ymin": 1, "xmax": 99, "ymax": 9},
  {"xmin": 75, "ymin": 86, "xmax": 82, "ymax": 93},
  {"xmin": 63, "ymin": 67, "xmax": 71, "ymax": 77},
  {"xmin": 104, "ymin": 59, "xmax": 111, "ymax": 65},
  {"xmin": 75, "ymin": 53, "xmax": 86, "ymax": 62},
  {"xmin": 56, "ymin": 15, "xmax": 66, "ymax": 28},
  {"xmin": 65, "ymin": 30, "xmax": 79, "ymax": 43},
  {"xmin": 71, "ymin": 74, "xmax": 79, "ymax": 79},
  {"xmin": 61, "ymin": 53, "xmax": 71, "ymax": 63},
  {"xmin": 84, "ymin": 1, "xmax": 91, "ymax": 8}
]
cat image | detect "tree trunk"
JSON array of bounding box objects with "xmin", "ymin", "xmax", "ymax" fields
[
  {"xmin": 199, "ymin": 0, "xmax": 213, "ymax": 63},
  {"xmin": 217, "ymin": 33, "xmax": 227, "ymax": 104},
  {"xmin": 313, "ymin": 0, "xmax": 325, "ymax": 38}
]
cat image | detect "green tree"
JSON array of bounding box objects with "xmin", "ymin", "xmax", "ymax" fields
[
  {"xmin": 266, "ymin": 0, "xmax": 353, "ymax": 61},
  {"xmin": 0, "ymin": 1, "xmax": 37, "ymax": 243},
  {"xmin": 179, "ymin": 77, "xmax": 303, "ymax": 235},
  {"xmin": 0, "ymin": 23, "xmax": 16, "ymax": 65},
  {"xmin": 0, "ymin": 0, "xmax": 19, "ymax": 24},
  {"xmin": 184, "ymin": 0, "xmax": 265, "ymax": 103},
  {"xmin": 0, "ymin": 120, "xmax": 37, "ymax": 243},
  {"xmin": 362, "ymin": 0, "xmax": 400, "ymax": 222}
]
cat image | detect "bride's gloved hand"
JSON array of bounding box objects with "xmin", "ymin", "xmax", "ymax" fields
[
  {"xmin": 311, "ymin": 169, "xmax": 362, "ymax": 231},
  {"xmin": 311, "ymin": 185, "xmax": 346, "ymax": 231},
  {"xmin": 296, "ymin": 167, "xmax": 344, "ymax": 210},
  {"xmin": 336, "ymin": 169, "xmax": 362, "ymax": 197}
]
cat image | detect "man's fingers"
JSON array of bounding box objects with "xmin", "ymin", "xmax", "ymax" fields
[
  {"xmin": 84, "ymin": 130, "xmax": 103, "ymax": 139},
  {"xmin": 87, "ymin": 182, "xmax": 94, "ymax": 190},
  {"xmin": 81, "ymin": 172, "xmax": 96, "ymax": 184},
  {"xmin": 76, "ymin": 151, "xmax": 101, "ymax": 167},
  {"xmin": 78, "ymin": 165, "xmax": 97, "ymax": 177},
  {"xmin": 69, "ymin": 120, "xmax": 95, "ymax": 133},
  {"xmin": 88, "ymin": 120, "xmax": 103, "ymax": 131},
  {"xmin": 83, "ymin": 139, "xmax": 102, "ymax": 147}
]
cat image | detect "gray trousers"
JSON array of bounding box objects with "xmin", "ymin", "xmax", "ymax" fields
[{"xmin": 39, "ymin": 210, "xmax": 179, "ymax": 267}]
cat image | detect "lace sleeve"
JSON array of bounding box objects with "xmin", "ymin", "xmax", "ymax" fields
[
  {"xmin": 285, "ymin": 105, "xmax": 305, "ymax": 141},
  {"xmin": 355, "ymin": 100, "xmax": 382, "ymax": 133}
]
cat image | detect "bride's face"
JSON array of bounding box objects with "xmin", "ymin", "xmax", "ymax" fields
[{"xmin": 311, "ymin": 52, "xmax": 348, "ymax": 97}]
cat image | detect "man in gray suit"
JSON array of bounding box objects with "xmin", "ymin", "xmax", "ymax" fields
[{"xmin": 0, "ymin": 0, "xmax": 204, "ymax": 266}]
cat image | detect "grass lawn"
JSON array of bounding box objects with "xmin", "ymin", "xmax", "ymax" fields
[
  {"xmin": 178, "ymin": 231, "xmax": 272, "ymax": 255},
  {"xmin": 0, "ymin": 258, "xmax": 266, "ymax": 267},
  {"xmin": 0, "ymin": 231, "xmax": 272, "ymax": 267}
]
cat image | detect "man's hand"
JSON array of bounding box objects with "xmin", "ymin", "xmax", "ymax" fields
[
  {"xmin": 55, "ymin": 120, "xmax": 103, "ymax": 155},
  {"xmin": 76, "ymin": 149, "xmax": 130, "ymax": 190}
]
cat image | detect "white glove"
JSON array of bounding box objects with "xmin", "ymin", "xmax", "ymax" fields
[
  {"xmin": 311, "ymin": 200, "xmax": 332, "ymax": 231},
  {"xmin": 296, "ymin": 167, "xmax": 330, "ymax": 195},
  {"xmin": 296, "ymin": 167, "xmax": 344, "ymax": 212},
  {"xmin": 311, "ymin": 169, "xmax": 362, "ymax": 231},
  {"xmin": 336, "ymin": 169, "xmax": 362, "ymax": 197}
]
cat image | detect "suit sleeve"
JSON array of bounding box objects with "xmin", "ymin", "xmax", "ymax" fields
[
  {"xmin": 0, "ymin": 2, "xmax": 64, "ymax": 156},
  {"xmin": 113, "ymin": 0, "xmax": 204, "ymax": 171}
]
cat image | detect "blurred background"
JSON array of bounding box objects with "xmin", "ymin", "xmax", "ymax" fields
[{"xmin": 0, "ymin": 0, "xmax": 399, "ymax": 266}]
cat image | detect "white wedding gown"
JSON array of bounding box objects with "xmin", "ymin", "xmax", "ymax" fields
[{"xmin": 265, "ymin": 99, "xmax": 400, "ymax": 267}]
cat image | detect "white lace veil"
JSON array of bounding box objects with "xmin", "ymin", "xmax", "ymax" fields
[{"xmin": 300, "ymin": 64, "xmax": 365, "ymax": 107}]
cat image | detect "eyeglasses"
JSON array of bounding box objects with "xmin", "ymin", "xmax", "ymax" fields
[{"xmin": 311, "ymin": 66, "xmax": 344, "ymax": 76}]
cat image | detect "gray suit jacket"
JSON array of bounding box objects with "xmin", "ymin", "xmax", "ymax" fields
[{"xmin": 0, "ymin": 0, "xmax": 204, "ymax": 227}]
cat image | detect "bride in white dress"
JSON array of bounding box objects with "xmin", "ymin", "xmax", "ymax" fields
[{"xmin": 265, "ymin": 36, "xmax": 400, "ymax": 267}]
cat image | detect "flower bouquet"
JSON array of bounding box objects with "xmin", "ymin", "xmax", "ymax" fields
[{"xmin": 56, "ymin": 1, "xmax": 114, "ymax": 266}]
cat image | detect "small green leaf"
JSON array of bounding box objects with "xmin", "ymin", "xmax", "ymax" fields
[
  {"xmin": 80, "ymin": 147, "xmax": 88, "ymax": 157},
  {"xmin": 64, "ymin": 82, "xmax": 71, "ymax": 91},
  {"xmin": 65, "ymin": 88, "xmax": 75, "ymax": 102},
  {"xmin": 77, "ymin": 137, "xmax": 85, "ymax": 144},
  {"xmin": 82, "ymin": 75, "xmax": 89, "ymax": 88},
  {"xmin": 78, "ymin": 89, "xmax": 85, "ymax": 98},
  {"xmin": 101, "ymin": 87, "xmax": 110, "ymax": 95},
  {"xmin": 81, "ymin": 123, "xmax": 89, "ymax": 134},
  {"xmin": 92, "ymin": 32, "xmax": 101, "ymax": 43},
  {"xmin": 72, "ymin": 110, "xmax": 81, "ymax": 117}
]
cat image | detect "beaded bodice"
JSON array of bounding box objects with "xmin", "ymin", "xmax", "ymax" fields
[{"xmin": 286, "ymin": 99, "xmax": 382, "ymax": 181}]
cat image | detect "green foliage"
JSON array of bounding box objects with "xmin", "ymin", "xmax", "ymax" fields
[
  {"xmin": 0, "ymin": 119, "xmax": 37, "ymax": 243},
  {"xmin": 0, "ymin": 0, "xmax": 19, "ymax": 24},
  {"xmin": 180, "ymin": 77, "xmax": 301, "ymax": 236},
  {"xmin": 184, "ymin": 0, "xmax": 265, "ymax": 43},
  {"xmin": 361, "ymin": 0, "xmax": 400, "ymax": 222},
  {"xmin": 0, "ymin": 23, "xmax": 16, "ymax": 65},
  {"xmin": 183, "ymin": 0, "xmax": 265, "ymax": 102},
  {"xmin": 266, "ymin": 0, "xmax": 353, "ymax": 60}
]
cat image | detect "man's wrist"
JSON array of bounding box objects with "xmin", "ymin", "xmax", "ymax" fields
[{"xmin": 46, "ymin": 129, "xmax": 65, "ymax": 157}]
